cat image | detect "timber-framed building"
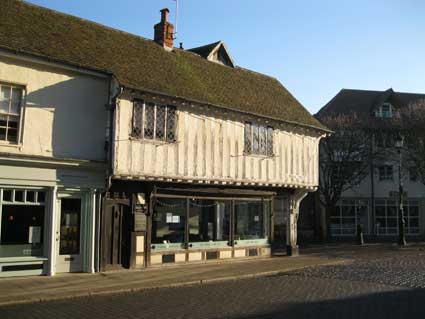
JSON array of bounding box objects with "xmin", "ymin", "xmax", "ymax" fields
[{"xmin": 0, "ymin": 1, "xmax": 329, "ymax": 275}]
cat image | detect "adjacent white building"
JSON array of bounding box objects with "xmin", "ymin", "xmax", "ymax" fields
[{"xmin": 317, "ymin": 88, "xmax": 425, "ymax": 239}]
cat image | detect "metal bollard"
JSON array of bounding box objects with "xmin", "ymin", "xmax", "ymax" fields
[{"xmin": 357, "ymin": 224, "xmax": 364, "ymax": 246}]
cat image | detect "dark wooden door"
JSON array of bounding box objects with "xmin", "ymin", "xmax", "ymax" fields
[
  {"xmin": 272, "ymin": 197, "xmax": 288, "ymax": 251},
  {"xmin": 101, "ymin": 199, "xmax": 131, "ymax": 271}
]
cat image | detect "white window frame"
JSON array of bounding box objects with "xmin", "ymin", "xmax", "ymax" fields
[
  {"xmin": 374, "ymin": 103, "xmax": 398, "ymax": 118},
  {"xmin": 378, "ymin": 165, "xmax": 394, "ymax": 181},
  {"xmin": 375, "ymin": 199, "xmax": 420, "ymax": 236},
  {"xmin": 330, "ymin": 199, "xmax": 369, "ymax": 236},
  {"xmin": 0, "ymin": 83, "xmax": 25, "ymax": 145}
]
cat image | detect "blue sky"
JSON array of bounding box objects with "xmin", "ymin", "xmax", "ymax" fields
[{"xmin": 28, "ymin": 0, "xmax": 425, "ymax": 114}]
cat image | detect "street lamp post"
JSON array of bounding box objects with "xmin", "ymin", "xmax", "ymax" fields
[{"xmin": 395, "ymin": 134, "xmax": 407, "ymax": 246}]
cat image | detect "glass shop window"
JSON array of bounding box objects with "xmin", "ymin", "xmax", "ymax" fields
[
  {"xmin": 234, "ymin": 201, "xmax": 269, "ymax": 241},
  {"xmin": 188, "ymin": 199, "xmax": 230, "ymax": 247},
  {"xmin": 151, "ymin": 198, "xmax": 186, "ymax": 249},
  {"xmin": 0, "ymin": 189, "xmax": 46, "ymax": 258}
]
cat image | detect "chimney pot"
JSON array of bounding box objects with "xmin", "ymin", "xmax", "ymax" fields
[{"xmin": 160, "ymin": 8, "xmax": 169, "ymax": 22}]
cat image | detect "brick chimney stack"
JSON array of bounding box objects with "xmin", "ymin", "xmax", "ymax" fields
[{"xmin": 154, "ymin": 8, "xmax": 174, "ymax": 50}]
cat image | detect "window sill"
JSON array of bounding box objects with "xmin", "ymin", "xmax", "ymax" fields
[
  {"xmin": 243, "ymin": 153, "xmax": 275, "ymax": 159},
  {"xmin": 129, "ymin": 136, "xmax": 178, "ymax": 146},
  {"xmin": 0, "ymin": 141, "xmax": 22, "ymax": 148},
  {"xmin": 0, "ymin": 256, "xmax": 47, "ymax": 263}
]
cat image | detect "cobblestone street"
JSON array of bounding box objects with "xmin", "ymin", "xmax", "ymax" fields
[{"xmin": 1, "ymin": 245, "xmax": 425, "ymax": 319}]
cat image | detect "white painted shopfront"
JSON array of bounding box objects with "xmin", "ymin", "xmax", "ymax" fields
[{"xmin": 0, "ymin": 162, "xmax": 104, "ymax": 277}]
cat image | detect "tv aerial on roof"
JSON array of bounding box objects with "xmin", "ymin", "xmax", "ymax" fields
[{"xmin": 172, "ymin": 0, "xmax": 179, "ymax": 39}]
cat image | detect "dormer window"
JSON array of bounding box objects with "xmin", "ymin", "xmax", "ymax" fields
[{"xmin": 374, "ymin": 103, "xmax": 397, "ymax": 118}]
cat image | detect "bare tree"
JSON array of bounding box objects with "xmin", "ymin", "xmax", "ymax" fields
[
  {"xmin": 317, "ymin": 113, "xmax": 377, "ymax": 238},
  {"xmin": 400, "ymin": 99, "xmax": 425, "ymax": 185}
]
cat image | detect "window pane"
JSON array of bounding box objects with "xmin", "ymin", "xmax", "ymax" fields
[
  {"xmin": 387, "ymin": 218, "xmax": 397, "ymax": 228},
  {"xmin": 15, "ymin": 190, "xmax": 24, "ymax": 202},
  {"xmin": 376, "ymin": 218, "xmax": 386, "ymax": 228},
  {"xmin": 0, "ymin": 86, "xmax": 10, "ymax": 113},
  {"xmin": 37, "ymin": 192, "xmax": 46, "ymax": 203},
  {"xmin": 341, "ymin": 205, "xmax": 355, "ymax": 217},
  {"xmin": 143, "ymin": 103, "xmax": 155, "ymax": 139},
  {"xmin": 10, "ymin": 88, "xmax": 21, "ymax": 115},
  {"xmin": 0, "ymin": 127, "xmax": 6, "ymax": 141},
  {"xmin": 26, "ymin": 191, "xmax": 35, "ymax": 203},
  {"xmin": 387, "ymin": 206, "xmax": 397, "ymax": 217},
  {"xmin": 409, "ymin": 218, "xmax": 419, "ymax": 228},
  {"xmin": 152, "ymin": 198, "xmax": 186, "ymax": 245},
  {"xmin": 244, "ymin": 123, "xmax": 252, "ymax": 153},
  {"xmin": 409, "ymin": 205, "xmax": 419, "ymax": 217},
  {"xmin": 166, "ymin": 106, "xmax": 177, "ymax": 142},
  {"xmin": 357, "ymin": 205, "xmax": 369, "ymax": 233},
  {"xmin": 252, "ymin": 124, "xmax": 259, "ymax": 153},
  {"xmin": 3, "ymin": 189, "xmax": 12, "ymax": 202},
  {"xmin": 188, "ymin": 200, "xmax": 230, "ymax": 244},
  {"xmin": 259, "ymin": 125, "xmax": 267, "ymax": 155},
  {"xmin": 7, "ymin": 127, "xmax": 17, "ymax": 142},
  {"xmin": 155, "ymin": 105, "xmax": 166, "ymax": 140},
  {"xmin": 266, "ymin": 127, "xmax": 274, "ymax": 156},
  {"xmin": 0, "ymin": 205, "xmax": 44, "ymax": 257},
  {"xmin": 234, "ymin": 201, "xmax": 266, "ymax": 240},
  {"xmin": 132, "ymin": 101, "xmax": 143, "ymax": 137},
  {"xmin": 59, "ymin": 198, "xmax": 81, "ymax": 255}
]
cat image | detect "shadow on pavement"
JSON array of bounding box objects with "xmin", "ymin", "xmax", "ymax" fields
[{"xmin": 230, "ymin": 288, "xmax": 425, "ymax": 319}]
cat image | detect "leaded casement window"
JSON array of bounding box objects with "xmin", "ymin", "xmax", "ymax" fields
[
  {"xmin": 132, "ymin": 100, "xmax": 177, "ymax": 142},
  {"xmin": 0, "ymin": 84, "xmax": 23, "ymax": 143},
  {"xmin": 378, "ymin": 165, "xmax": 393, "ymax": 181},
  {"xmin": 244, "ymin": 122, "xmax": 274, "ymax": 156}
]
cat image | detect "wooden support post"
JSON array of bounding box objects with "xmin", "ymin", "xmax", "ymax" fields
[{"xmin": 286, "ymin": 189, "xmax": 308, "ymax": 256}]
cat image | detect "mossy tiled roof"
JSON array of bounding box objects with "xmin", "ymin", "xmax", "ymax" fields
[{"xmin": 0, "ymin": 0, "xmax": 327, "ymax": 131}]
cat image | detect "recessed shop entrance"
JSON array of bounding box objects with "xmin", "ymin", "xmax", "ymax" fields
[{"xmin": 101, "ymin": 198, "xmax": 131, "ymax": 271}]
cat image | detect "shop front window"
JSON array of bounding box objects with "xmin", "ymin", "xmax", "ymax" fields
[
  {"xmin": 188, "ymin": 199, "xmax": 230, "ymax": 248},
  {"xmin": 376, "ymin": 200, "xmax": 420, "ymax": 235},
  {"xmin": 234, "ymin": 201, "xmax": 269, "ymax": 246},
  {"xmin": 330, "ymin": 199, "xmax": 369, "ymax": 236},
  {"xmin": 0, "ymin": 189, "xmax": 46, "ymax": 258},
  {"xmin": 151, "ymin": 196, "xmax": 272, "ymax": 251},
  {"xmin": 151, "ymin": 198, "xmax": 186, "ymax": 250}
]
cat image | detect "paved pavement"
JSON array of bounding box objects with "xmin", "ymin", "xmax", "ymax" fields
[
  {"xmin": 2, "ymin": 244, "xmax": 425, "ymax": 318},
  {"xmin": 0, "ymin": 255, "xmax": 343, "ymax": 306}
]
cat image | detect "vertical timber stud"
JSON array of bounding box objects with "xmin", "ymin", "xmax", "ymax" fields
[{"xmin": 286, "ymin": 189, "xmax": 309, "ymax": 256}]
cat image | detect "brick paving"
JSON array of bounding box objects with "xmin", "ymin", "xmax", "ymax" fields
[{"xmin": 1, "ymin": 245, "xmax": 425, "ymax": 318}]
